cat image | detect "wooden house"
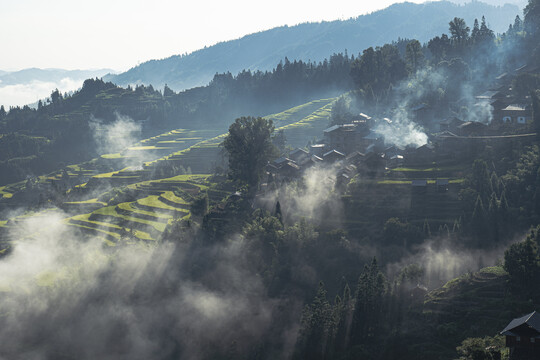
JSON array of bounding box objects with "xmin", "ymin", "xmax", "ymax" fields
[
  {"xmin": 323, "ymin": 124, "xmax": 361, "ymax": 153},
  {"xmin": 439, "ymin": 117, "xmax": 465, "ymax": 132},
  {"xmin": 499, "ymin": 104, "xmax": 532, "ymax": 125},
  {"xmin": 345, "ymin": 151, "xmax": 365, "ymax": 167},
  {"xmin": 323, "ymin": 149, "xmax": 346, "ymax": 163},
  {"xmin": 407, "ymin": 143, "xmax": 435, "ymax": 165},
  {"xmin": 501, "ymin": 311, "xmax": 540, "ymax": 359},
  {"xmin": 457, "ymin": 121, "xmax": 488, "ymax": 136},
  {"xmin": 309, "ymin": 144, "xmax": 326, "ymax": 157},
  {"xmin": 289, "ymin": 148, "xmax": 310, "ymax": 164}
]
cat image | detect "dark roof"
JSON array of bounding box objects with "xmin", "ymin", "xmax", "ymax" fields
[
  {"xmin": 439, "ymin": 117, "xmax": 464, "ymax": 126},
  {"xmin": 273, "ymin": 157, "xmax": 292, "ymax": 165},
  {"xmin": 323, "ymin": 149, "xmax": 346, "ymax": 158},
  {"xmin": 436, "ymin": 130, "xmax": 459, "ymax": 138},
  {"xmin": 458, "ymin": 121, "xmax": 487, "ymax": 129},
  {"xmin": 436, "ymin": 179, "xmax": 449, "ymax": 186},
  {"xmin": 323, "ymin": 125, "xmax": 341, "ymax": 133},
  {"xmin": 416, "ymin": 143, "xmax": 434, "ymax": 151},
  {"xmin": 385, "ymin": 145, "xmax": 405, "ymax": 152},
  {"xmin": 476, "ymin": 90, "xmax": 499, "ymax": 99},
  {"xmin": 502, "ymin": 104, "xmax": 529, "ymax": 111},
  {"xmin": 501, "ymin": 311, "xmax": 540, "ymax": 336},
  {"xmin": 282, "ymin": 161, "xmax": 300, "ymax": 170},
  {"xmin": 363, "ymin": 131, "xmax": 381, "ymax": 140},
  {"xmin": 346, "ymin": 151, "xmax": 365, "ymax": 160},
  {"xmin": 412, "ymin": 180, "xmax": 428, "ymax": 187},
  {"xmin": 323, "ymin": 124, "xmax": 356, "ymax": 133},
  {"xmin": 290, "ymin": 148, "xmax": 309, "ymax": 156}
]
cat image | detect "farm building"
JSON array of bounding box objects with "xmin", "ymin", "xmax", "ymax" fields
[
  {"xmin": 499, "ymin": 104, "xmax": 532, "ymax": 125},
  {"xmin": 501, "ymin": 311, "xmax": 540, "ymax": 360}
]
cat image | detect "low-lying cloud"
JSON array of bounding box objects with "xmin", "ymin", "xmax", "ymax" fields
[
  {"xmin": 0, "ymin": 78, "xmax": 85, "ymax": 108},
  {"xmin": 0, "ymin": 211, "xmax": 284, "ymax": 360}
]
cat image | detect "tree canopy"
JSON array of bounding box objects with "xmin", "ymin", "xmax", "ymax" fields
[{"xmin": 222, "ymin": 116, "xmax": 276, "ymax": 188}]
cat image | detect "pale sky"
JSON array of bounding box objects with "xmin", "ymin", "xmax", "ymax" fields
[{"xmin": 0, "ymin": 0, "xmax": 428, "ymax": 72}]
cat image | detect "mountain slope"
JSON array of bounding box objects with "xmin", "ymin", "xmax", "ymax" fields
[{"xmin": 105, "ymin": 1, "xmax": 519, "ymax": 91}]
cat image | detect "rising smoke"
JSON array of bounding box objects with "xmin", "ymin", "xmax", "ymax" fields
[
  {"xmin": 257, "ymin": 163, "xmax": 343, "ymax": 226},
  {"xmin": 90, "ymin": 113, "xmax": 146, "ymax": 170}
]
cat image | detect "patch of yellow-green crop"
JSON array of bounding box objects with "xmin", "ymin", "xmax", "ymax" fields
[
  {"xmin": 67, "ymin": 222, "xmax": 121, "ymax": 240},
  {"xmin": 101, "ymin": 153, "xmax": 124, "ymax": 159},
  {"xmin": 71, "ymin": 213, "xmax": 124, "ymax": 230},
  {"xmin": 161, "ymin": 191, "xmax": 189, "ymax": 204},
  {"xmin": 276, "ymin": 102, "xmax": 334, "ymax": 132},
  {"xmin": 137, "ymin": 195, "xmax": 184, "ymax": 212},
  {"xmin": 134, "ymin": 230, "xmax": 153, "ymax": 241},
  {"xmin": 128, "ymin": 145, "xmax": 172, "ymax": 151},
  {"xmin": 0, "ymin": 186, "xmax": 13, "ymax": 199},
  {"xmin": 92, "ymin": 206, "xmax": 167, "ymax": 232},
  {"xmin": 265, "ymin": 98, "xmax": 337, "ymax": 127},
  {"xmin": 117, "ymin": 202, "xmax": 171, "ymax": 219},
  {"xmin": 93, "ymin": 171, "xmax": 118, "ymax": 178},
  {"xmin": 479, "ymin": 266, "xmax": 507, "ymax": 277}
]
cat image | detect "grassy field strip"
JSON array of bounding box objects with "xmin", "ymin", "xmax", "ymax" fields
[
  {"xmin": 116, "ymin": 202, "xmax": 172, "ymax": 220},
  {"xmin": 92, "ymin": 206, "xmax": 168, "ymax": 232},
  {"xmin": 136, "ymin": 195, "xmax": 188, "ymax": 213},
  {"xmin": 0, "ymin": 186, "xmax": 13, "ymax": 199}
]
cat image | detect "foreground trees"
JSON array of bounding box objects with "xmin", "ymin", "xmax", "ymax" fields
[{"xmin": 222, "ymin": 116, "xmax": 276, "ymax": 188}]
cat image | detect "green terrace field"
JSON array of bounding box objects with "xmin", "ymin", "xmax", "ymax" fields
[
  {"xmin": 145, "ymin": 97, "xmax": 339, "ymax": 173},
  {"xmin": 0, "ymin": 97, "xmax": 339, "ymax": 246},
  {"xmin": 273, "ymin": 98, "xmax": 336, "ymax": 147},
  {"xmin": 388, "ymin": 163, "xmax": 469, "ymax": 180},
  {"xmin": 63, "ymin": 174, "xmax": 227, "ymax": 244}
]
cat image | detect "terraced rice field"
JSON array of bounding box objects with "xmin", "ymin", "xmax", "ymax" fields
[
  {"xmin": 145, "ymin": 97, "xmax": 338, "ymax": 173},
  {"xmin": 0, "ymin": 97, "xmax": 339, "ymax": 246},
  {"xmin": 64, "ymin": 174, "xmax": 225, "ymax": 244}
]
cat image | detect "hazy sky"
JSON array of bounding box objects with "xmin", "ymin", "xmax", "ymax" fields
[{"xmin": 1, "ymin": 0, "xmax": 428, "ymax": 72}]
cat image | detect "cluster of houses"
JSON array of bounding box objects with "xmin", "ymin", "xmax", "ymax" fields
[{"xmin": 265, "ymin": 64, "xmax": 538, "ymax": 185}]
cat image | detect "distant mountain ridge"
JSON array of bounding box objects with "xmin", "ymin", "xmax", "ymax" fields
[
  {"xmin": 105, "ymin": 1, "xmax": 520, "ymax": 92},
  {"xmin": 0, "ymin": 68, "xmax": 114, "ymax": 86}
]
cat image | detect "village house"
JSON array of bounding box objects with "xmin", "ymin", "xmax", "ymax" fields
[
  {"xmin": 499, "ymin": 104, "xmax": 532, "ymax": 125},
  {"xmin": 438, "ymin": 117, "xmax": 465, "ymax": 132},
  {"xmin": 407, "ymin": 143, "xmax": 435, "ymax": 165},
  {"xmin": 288, "ymin": 148, "xmax": 310, "ymax": 164},
  {"xmin": 411, "ymin": 103, "xmax": 432, "ymax": 126},
  {"xmin": 323, "ymin": 149, "xmax": 346, "ymax": 163},
  {"xmin": 309, "ymin": 144, "xmax": 326, "ymax": 157},
  {"xmin": 323, "ymin": 123, "xmax": 370, "ymax": 154},
  {"xmin": 501, "ymin": 311, "xmax": 540, "ymax": 360},
  {"xmin": 456, "ymin": 121, "xmax": 488, "ymax": 136},
  {"xmin": 345, "ymin": 151, "xmax": 366, "ymax": 167}
]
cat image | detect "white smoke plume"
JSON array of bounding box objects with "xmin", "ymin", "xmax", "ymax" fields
[
  {"xmin": 386, "ymin": 238, "xmax": 509, "ymax": 289},
  {"xmin": 258, "ymin": 164, "xmax": 343, "ymax": 225},
  {"xmin": 90, "ymin": 113, "xmax": 146, "ymax": 169},
  {"xmin": 374, "ymin": 109, "xmax": 428, "ymax": 148}
]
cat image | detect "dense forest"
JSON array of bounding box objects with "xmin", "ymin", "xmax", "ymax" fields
[{"xmin": 3, "ymin": 1, "xmax": 540, "ymax": 360}]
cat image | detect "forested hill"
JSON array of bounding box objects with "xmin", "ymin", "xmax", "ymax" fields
[{"xmin": 105, "ymin": 1, "xmax": 519, "ymax": 91}]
